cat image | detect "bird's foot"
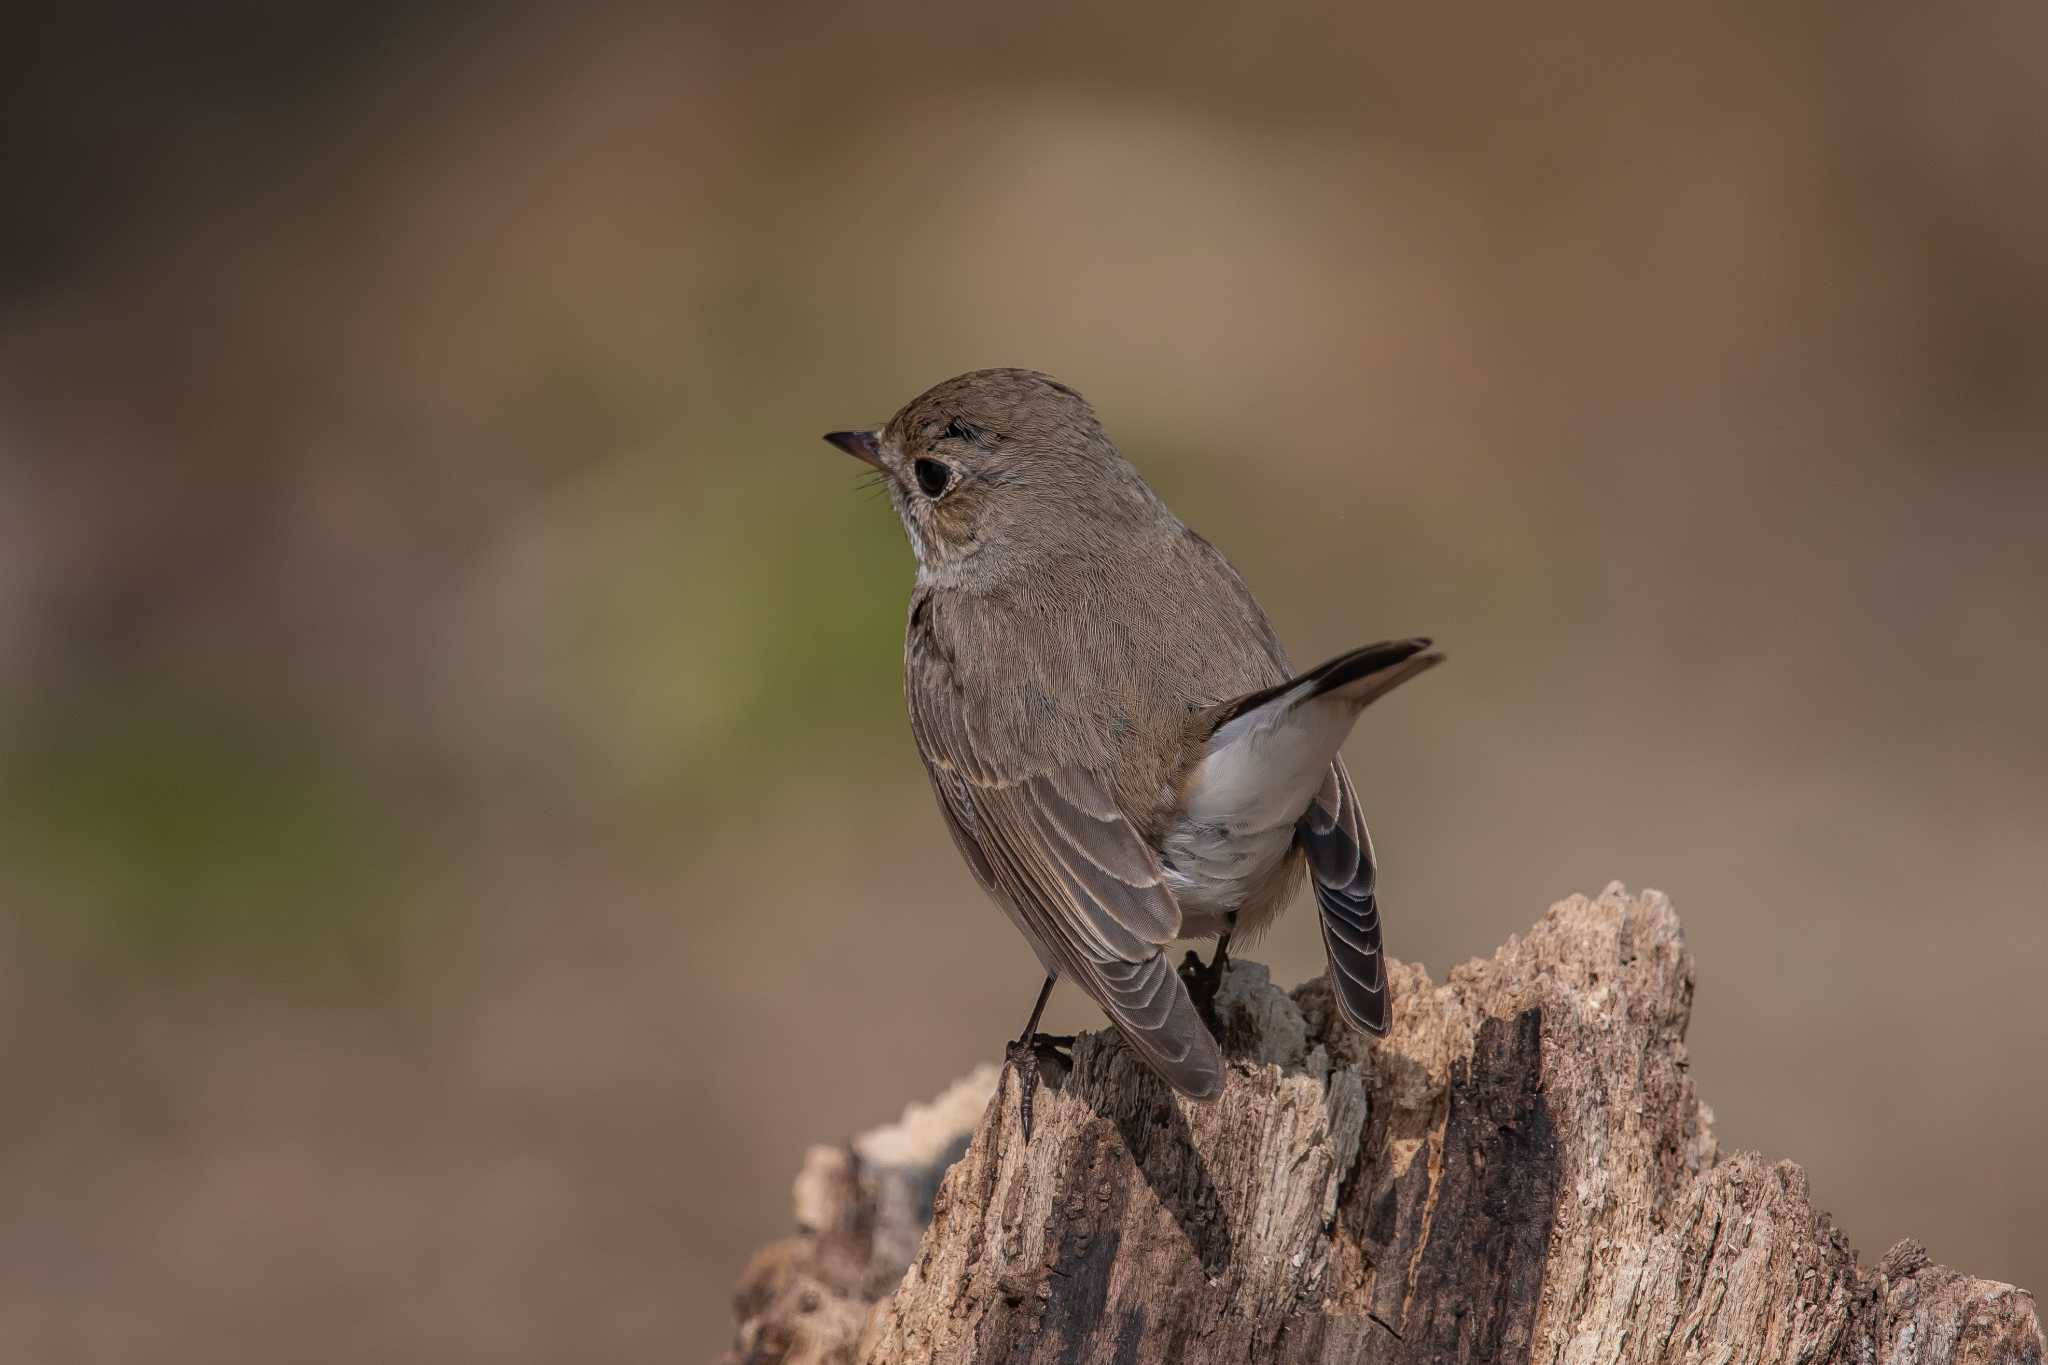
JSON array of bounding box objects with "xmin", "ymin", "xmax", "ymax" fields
[
  {"xmin": 1179, "ymin": 942, "xmax": 1231, "ymax": 1032},
  {"xmin": 1003, "ymin": 1032, "xmax": 1074, "ymax": 1142}
]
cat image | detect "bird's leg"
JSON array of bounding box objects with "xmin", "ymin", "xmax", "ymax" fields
[
  {"xmin": 1003, "ymin": 975, "xmax": 1072, "ymax": 1142},
  {"xmin": 1179, "ymin": 929, "xmax": 1233, "ymax": 1028}
]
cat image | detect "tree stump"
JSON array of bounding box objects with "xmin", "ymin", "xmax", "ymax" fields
[{"xmin": 721, "ymin": 885, "xmax": 2042, "ymax": 1364}]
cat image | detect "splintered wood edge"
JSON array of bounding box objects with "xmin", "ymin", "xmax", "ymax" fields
[{"xmin": 723, "ymin": 886, "xmax": 2044, "ymax": 1365}]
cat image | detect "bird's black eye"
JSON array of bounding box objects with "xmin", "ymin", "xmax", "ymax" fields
[{"xmin": 913, "ymin": 458, "xmax": 954, "ymax": 498}]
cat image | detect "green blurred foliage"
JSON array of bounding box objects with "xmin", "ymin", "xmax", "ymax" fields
[{"xmin": 0, "ymin": 689, "xmax": 410, "ymax": 977}]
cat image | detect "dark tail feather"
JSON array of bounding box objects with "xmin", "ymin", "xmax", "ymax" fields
[
  {"xmin": 1307, "ymin": 638, "xmax": 1443, "ymax": 710},
  {"xmin": 1299, "ymin": 762, "xmax": 1391, "ymax": 1034},
  {"xmin": 1207, "ymin": 637, "xmax": 1442, "ymax": 736},
  {"xmin": 1312, "ymin": 875, "xmax": 1389, "ymax": 1033}
]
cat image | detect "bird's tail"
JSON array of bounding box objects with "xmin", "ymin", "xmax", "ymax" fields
[
  {"xmin": 1185, "ymin": 639, "xmax": 1441, "ymax": 839},
  {"xmin": 1205, "ymin": 638, "xmax": 1442, "ymax": 736}
]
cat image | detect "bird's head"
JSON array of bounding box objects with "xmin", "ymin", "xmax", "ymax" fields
[{"xmin": 824, "ymin": 368, "xmax": 1160, "ymax": 584}]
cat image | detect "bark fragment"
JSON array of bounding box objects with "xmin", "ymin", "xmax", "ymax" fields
[{"xmin": 722, "ymin": 885, "xmax": 2043, "ymax": 1365}]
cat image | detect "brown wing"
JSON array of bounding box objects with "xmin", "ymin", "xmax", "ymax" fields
[
  {"xmin": 908, "ymin": 617, "xmax": 1224, "ymax": 1099},
  {"xmin": 1298, "ymin": 757, "xmax": 1390, "ymax": 1033}
]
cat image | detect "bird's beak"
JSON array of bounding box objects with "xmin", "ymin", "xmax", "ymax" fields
[{"xmin": 823, "ymin": 429, "xmax": 884, "ymax": 470}]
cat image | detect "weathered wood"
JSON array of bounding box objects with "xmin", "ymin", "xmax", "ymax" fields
[{"xmin": 721, "ymin": 885, "xmax": 2042, "ymax": 1364}]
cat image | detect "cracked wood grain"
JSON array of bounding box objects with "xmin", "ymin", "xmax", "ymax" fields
[{"xmin": 721, "ymin": 885, "xmax": 2042, "ymax": 1365}]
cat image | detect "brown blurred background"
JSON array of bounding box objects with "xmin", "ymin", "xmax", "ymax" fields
[{"xmin": 2, "ymin": 2, "xmax": 2044, "ymax": 1359}]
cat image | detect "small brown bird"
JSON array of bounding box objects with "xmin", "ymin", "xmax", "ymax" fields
[{"xmin": 824, "ymin": 369, "xmax": 1438, "ymax": 1112}]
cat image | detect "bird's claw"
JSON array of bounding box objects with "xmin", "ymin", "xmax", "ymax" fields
[
  {"xmin": 1004, "ymin": 1032, "xmax": 1073, "ymax": 1142},
  {"xmin": 1179, "ymin": 946, "xmax": 1229, "ymax": 1031}
]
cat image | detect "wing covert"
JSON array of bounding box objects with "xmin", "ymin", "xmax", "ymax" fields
[{"xmin": 907, "ymin": 630, "xmax": 1223, "ymax": 1096}]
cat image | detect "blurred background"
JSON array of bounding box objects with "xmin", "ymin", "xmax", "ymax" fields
[{"xmin": 3, "ymin": 2, "xmax": 2044, "ymax": 1359}]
